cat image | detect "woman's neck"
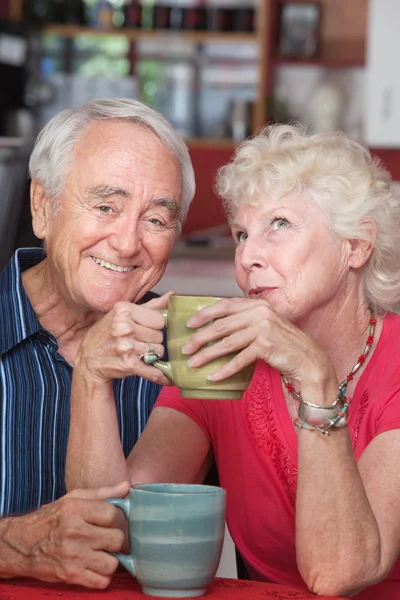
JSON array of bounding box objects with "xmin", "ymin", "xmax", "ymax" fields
[{"xmin": 298, "ymin": 297, "xmax": 380, "ymax": 389}]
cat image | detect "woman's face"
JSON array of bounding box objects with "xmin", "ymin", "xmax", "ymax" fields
[{"xmin": 232, "ymin": 193, "xmax": 351, "ymax": 323}]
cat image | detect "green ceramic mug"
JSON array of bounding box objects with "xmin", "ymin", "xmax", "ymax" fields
[
  {"xmin": 107, "ymin": 483, "xmax": 226, "ymax": 598},
  {"xmin": 152, "ymin": 295, "xmax": 255, "ymax": 400}
]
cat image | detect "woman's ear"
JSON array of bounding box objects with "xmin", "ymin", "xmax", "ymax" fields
[
  {"xmin": 30, "ymin": 180, "xmax": 52, "ymax": 240},
  {"xmin": 348, "ymin": 219, "xmax": 377, "ymax": 269}
]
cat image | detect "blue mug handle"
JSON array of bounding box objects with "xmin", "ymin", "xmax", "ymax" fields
[{"xmin": 107, "ymin": 497, "xmax": 136, "ymax": 577}]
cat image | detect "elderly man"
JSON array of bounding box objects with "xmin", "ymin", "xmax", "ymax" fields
[{"xmin": 0, "ymin": 98, "xmax": 195, "ymax": 587}]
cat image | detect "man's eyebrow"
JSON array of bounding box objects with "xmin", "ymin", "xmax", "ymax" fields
[
  {"xmin": 86, "ymin": 185, "xmax": 131, "ymax": 200},
  {"xmin": 86, "ymin": 187, "xmax": 181, "ymax": 218},
  {"xmin": 153, "ymin": 197, "xmax": 181, "ymax": 219}
]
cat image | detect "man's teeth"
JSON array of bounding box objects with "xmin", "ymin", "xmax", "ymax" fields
[{"xmin": 92, "ymin": 257, "xmax": 134, "ymax": 272}]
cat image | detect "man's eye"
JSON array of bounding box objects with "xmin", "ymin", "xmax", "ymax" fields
[
  {"xmin": 97, "ymin": 205, "xmax": 113, "ymax": 214},
  {"xmin": 235, "ymin": 231, "xmax": 247, "ymax": 243},
  {"xmin": 148, "ymin": 218, "xmax": 165, "ymax": 227},
  {"xmin": 271, "ymin": 217, "xmax": 289, "ymax": 230}
]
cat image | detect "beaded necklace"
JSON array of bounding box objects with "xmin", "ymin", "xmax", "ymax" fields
[{"xmin": 282, "ymin": 316, "xmax": 377, "ymax": 434}]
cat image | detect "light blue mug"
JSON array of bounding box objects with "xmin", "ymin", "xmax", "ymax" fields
[{"xmin": 107, "ymin": 483, "xmax": 226, "ymax": 598}]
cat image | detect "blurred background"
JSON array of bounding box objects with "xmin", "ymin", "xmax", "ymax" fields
[{"xmin": 0, "ymin": 0, "xmax": 398, "ymax": 295}]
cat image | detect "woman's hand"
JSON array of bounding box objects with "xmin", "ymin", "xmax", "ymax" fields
[
  {"xmin": 74, "ymin": 292, "xmax": 172, "ymax": 386},
  {"xmin": 182, "ymin": 297, "xmax": 336, "ymax": 395}
]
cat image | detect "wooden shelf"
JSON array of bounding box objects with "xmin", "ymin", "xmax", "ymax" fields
[
  {"xmin": 42, "ymin": 24, "xmax": 259, "ymax": 44},
  {"xmin": 274, "ymin": 56, "xmax": 365, "ymax": 68}
]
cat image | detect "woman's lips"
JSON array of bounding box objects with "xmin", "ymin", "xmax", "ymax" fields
[{"xmin": 248, "ymin": 287, "xmax": 277, "ymax": 299}]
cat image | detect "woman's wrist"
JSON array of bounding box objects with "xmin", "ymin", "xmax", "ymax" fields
[{"xmin": 298, "ymin": 368, "xmax": 339, "ymax": 407}]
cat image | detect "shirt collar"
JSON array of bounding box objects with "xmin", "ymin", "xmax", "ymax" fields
[
  {"xmin": 0, "ymin": 248, "xmax": 46, "ymax": 356},
  {"xmin": 0, "ymin": 248, "xmax": 161, "ymax": 357}
]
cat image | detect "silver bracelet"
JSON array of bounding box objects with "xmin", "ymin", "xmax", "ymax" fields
[{"xmin": 298, "ymin": 397, "xmax": 349, "ymax": 429}]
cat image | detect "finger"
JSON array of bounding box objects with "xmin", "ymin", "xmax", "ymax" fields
[
  {"xmin": 186, "ymin": 297, "xmax": 252, "ymax": 328},
  {"xmin": 82, "ymin": 550, "xmax": 120, "ymax": 577},
  {"xmin": 71, "ymin": 567, "xmax": 114, "ymax": 590},
  {"xmin": 127, "ymin": 361, "xmax": 172, "ymax": 386},
  {"xmin": 114, "ymin": 332, "xmax": 165, "ymax": 358},
  {"xmin": 85, "ymin": 524, "xmax": 125, "ymax": 552},
  {"xmin": 144, "ymin": 291, "xmax": 175, "ymax": 310},
  {"xmin": 114, "ymin": 302, "xmax": 166, "ymax": 330},
  {"xmin": 207, "ymin": 346, "xmax": 257, "ymax": 381},
  {"xmin": 70, "ymin": 481, "xmax": 130, "ymax": 502},
  {"xmin": 187, "ymin": 328, "xmax": 256, "ymax": 367},
  {"xmin": 183, "ymin": 311, "xmax": 255, "ymax": 355},
  {"xmin": 112, "ymin": 319, "xmax": 164, "ymax": 344}
]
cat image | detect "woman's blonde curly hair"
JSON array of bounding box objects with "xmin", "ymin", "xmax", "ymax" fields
[{"xmin": 216, "ymin": 123, "xmax": 400, "ymax": 315}]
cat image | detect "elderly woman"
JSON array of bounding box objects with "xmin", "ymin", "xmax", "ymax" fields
[{"xmin": 67, "ymin": 124, "xmax": 400, "ymax": 597}]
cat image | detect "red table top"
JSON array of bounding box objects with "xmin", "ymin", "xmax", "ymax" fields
[{"xmin": 0, "ymin": 572, "xmax": 343, "ymax": 599}]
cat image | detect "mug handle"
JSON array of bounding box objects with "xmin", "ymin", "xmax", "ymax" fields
[
  {"xmin": 106, "ymin": 497, "xmax": 136, "ymax": 577},
  {"xmin": 151, "ymin": 309, "xmax": 174, "ymax": 382}
]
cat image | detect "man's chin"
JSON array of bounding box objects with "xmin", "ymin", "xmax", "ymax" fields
[{"xmin": 84, "ymin": 293, "xmax": 135, "ymax": 314}]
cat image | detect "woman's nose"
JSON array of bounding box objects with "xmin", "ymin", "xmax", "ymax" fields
[{"xmin": 239, "ymin": 236, "xmax": 269, "ymax": 271}]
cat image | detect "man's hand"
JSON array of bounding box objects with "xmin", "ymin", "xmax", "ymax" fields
[
  {"xmin": 0, "ymin": 482, "xmax": 130, "ymax": 589},
  {"xmin": 74, "ymin": 294, "xmax": 173, "ymax": 386}
]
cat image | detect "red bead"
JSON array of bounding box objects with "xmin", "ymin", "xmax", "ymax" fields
[
  {"xmin": 286, "ymin": 383, "xmax": 295, "ymax": 392},
  {"xmin": 358, "ymin": 354, "xmax": 366, "ymax": 363},
  {"xmin": 370, "ymin": 318, "xmax": 377, "ymax": 325},
  {"xmin": 367, "ymin": 335, "xmax": 374, "ymax": 345},
  {"xmin": 346, "ymin": 373, "xmax": 354, "ymax": 381}
]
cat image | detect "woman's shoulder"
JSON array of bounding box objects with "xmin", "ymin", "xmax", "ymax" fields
[{"xmin": 376, "ymin": 311, "xmax": 400, "ymax": 359}]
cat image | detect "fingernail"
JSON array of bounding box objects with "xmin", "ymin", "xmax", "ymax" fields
[
  {"xmin": 182, "ymin": 343, "xmax": 191, "ymax": 354},
  {"xmin": 186, "ymin": 318, "xmax": 195, "ymax": 327},
  {"xmin": 206, "ymin": 373, "xmax": 215, "ymax": 381}
]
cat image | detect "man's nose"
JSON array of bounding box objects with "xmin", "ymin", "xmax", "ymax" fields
[{"xmin": 108, "ymin": 219, "xmax": 142, "ymax": 257}]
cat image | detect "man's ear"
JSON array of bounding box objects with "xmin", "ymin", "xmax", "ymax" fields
[
  {"xmin": 348, "ymin": 219, "xmax": 377, "ymax": 269},
  {"xmin": 30, "ymin": 180, "xmax": 52, "ymax": 240}
]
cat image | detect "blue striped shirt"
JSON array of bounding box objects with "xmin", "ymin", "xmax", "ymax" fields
[{"xmin": 0, "ymin": 248, "xmax": 163, "ymax": 517}]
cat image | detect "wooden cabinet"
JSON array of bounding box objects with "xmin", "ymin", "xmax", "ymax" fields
[{"xmin": 7, "ymin": 1, "xmax": 270, "ymax": 147}]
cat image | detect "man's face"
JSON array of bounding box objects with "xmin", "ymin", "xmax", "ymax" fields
[{"xmin": 38, "ymin": 120, "xmax": 182, "ymax": 313}]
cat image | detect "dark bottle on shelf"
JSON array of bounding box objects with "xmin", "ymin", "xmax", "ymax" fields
[
  {"xmin": 52, "ymin": 0, "xmax": 86, "ymax": 25},
  {"xmin": 183, "ymin": 7, "xmax": 206, "ymax": 31},
  {"xmin": 232, "ymin": 7, "xmax": 256, "ymax": 32},
  {"xmin": 124, "ymin": 0, "xmax": 142, "ymax": 28},
  {"xmin": 24, "ymin": 0, "xmax": 55, "ymax": 23},
  {"xmin": 154, "ymin": 4, "xmax": 171, "ymax": 29},
  {"xmin": 206, "ymin": 7, "xmax": 233, "ymax": 32}
]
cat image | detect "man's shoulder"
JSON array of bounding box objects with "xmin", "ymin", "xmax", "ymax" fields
[
  {"xmin": 138, "ymin": 290, "xmax": 160, "ymax": 305},
  {"xmin": 0, "ymin": 248, "xmax": 45, "ymax": 355}
]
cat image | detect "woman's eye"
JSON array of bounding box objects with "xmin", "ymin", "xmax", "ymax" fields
[
  {"xmin": 235, "ymin": 231, "xmax": 247, "ymax": 243},
  {"xmin": 97, "ymin": 205, "xmax": 113, "ymax": 214},
  {"xmin": 271, "ymin": 217, "xmax": 289, "ymax": 231}
]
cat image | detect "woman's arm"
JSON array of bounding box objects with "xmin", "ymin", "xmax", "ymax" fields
[
  {"xmin": 179, "ymin": 297, "xmax": 400, "ymax": 596},
  {"xmin": 296, "ymin": 424, "xmax": 400, "ymax": 597},
  {"xmin": 126, "ymin": 407, "xmax": 212, "ymax": 486}
]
